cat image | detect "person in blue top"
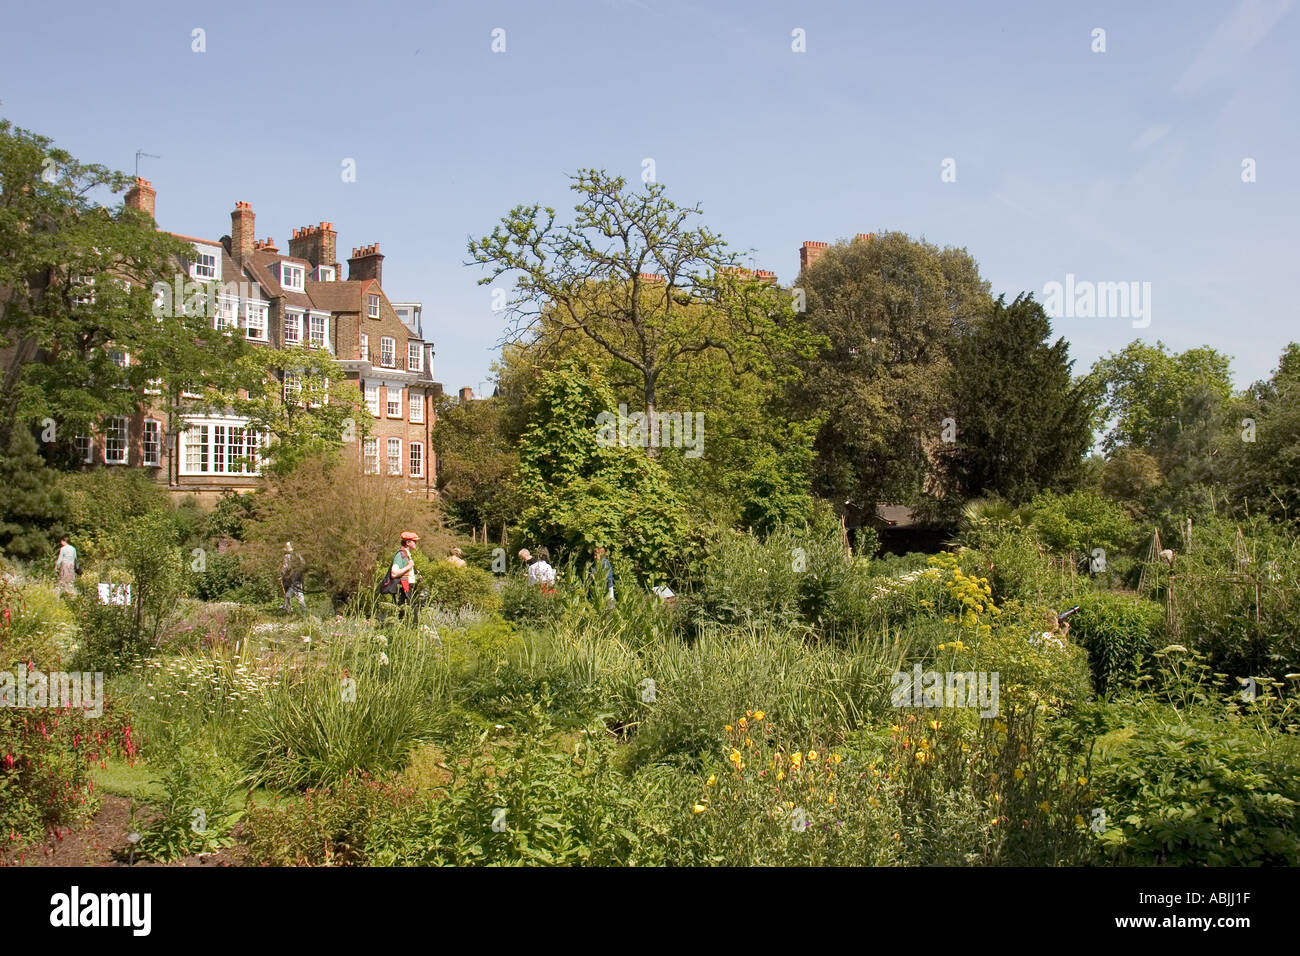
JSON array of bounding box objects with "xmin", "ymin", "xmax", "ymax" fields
[{"xmin": 594, "ymin": 545, "xmax": 615, "ymax": 603}]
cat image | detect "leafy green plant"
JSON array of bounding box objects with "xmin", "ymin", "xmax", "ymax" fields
[
  {"xmin": 240, "ymin": 627, "xmax": 446, "ymax": 790},
  {"xmin": 1071, "ymin": 591, "xmax": 1166, "ymax": 695},
  {"xmin": 1087, "ymin": 648, "xmax": 1300, "ymax": 865},
  {"xmin": 133, "ymin": 727, "xmax": 242, "ymax": 862}
]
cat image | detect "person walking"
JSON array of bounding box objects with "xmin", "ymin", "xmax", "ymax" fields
[
  {"xmin": 280, "ymin": 542, "xmax": 307, "ymax": 613},
  {"xmin": 445, "ymin": 547, "xmax": 467, "ymax": 568},
  {"xmin": 593, "ymin": 545, "xmax": 615, "ymax": 603},
  {"xmin": 390, "ymin": 531, "xmax": 420, "ymax": 616},
  {"xmin": 54, "ymin": 536, "xmax": 78, "ymax": 597}
]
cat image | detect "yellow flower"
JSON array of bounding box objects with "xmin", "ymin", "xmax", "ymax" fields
[
  {"xmin": 776, "ymin": 771, "xmax": 785, "ymax": 781},
  {"xmin": 1073, "ymin": 814, "xmax": 1085, "ymax": 826},
  {"xmin": 745, "ymin": 738, "xmax": 753, "ymax": 748},
  {"xmin": 738, "ymin": 717, "xmax": 747, "ymax": 729},
  {"xmin": 791, "ymin": 752, "xmax": 802, "ymax": 766},
  {"xmin": 746, "ymin": 710, "xmax": 753, "ymax": 718},
  {"xmin": 832, "ymin": 753, "xmax": 842, "ymax": 764},
  {"xmin": 1013, "ymin": 768, "xmax": 1024, "ymax": 781},
  {"xmin": 827, "ymin": 793, "xmax": 835, "ymax": 806},
  {"xmin": 724, "ymin": 724, "xmax": 732, "ymax": 732},
  {"xmin": 808, "ymin": 751, "xmax": 818, "ymax": 762},
  {"xmin": 729, "ymin": 749, "xmax": 743, "ymax": 765},
  {"xmin": 1039, "ymin": 801, "xmax": 1051, "ymax": 813},
  {"xmin": 693, "ymin": 804, "xmax": 707, "ymax": 814},
  {"xmin": 753, "ymin": 710, "xmax": 765, "ymax": 721},
  {"xmin": 1077, "ymin": 776, "xmax": 1088, "ymax": 786},
  {"xmin": 706, "ymin": 775, "xmax": 716, "ymax": 786},
  {"xmin": 929, "ymin": 720, "xmax": 941, "ymax": 731}
]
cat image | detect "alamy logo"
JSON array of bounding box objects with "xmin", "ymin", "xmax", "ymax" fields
[
  {"xmin": 152, "ymin": 277, "xmax": 263, "ymax": 320},
  {"xmin": 890, "ymin": 665, "xmax": 999, "ymax": 718},
  {"xmin": 595, "ymin": 404, "xmax": 704, "ymax": 458},
  {"xmin": 1041, "ymin": 274, "xmax": 1151, "ymax": 328},
  {"xmin": 0, "ymin": 665, "xmax": 104, "ymax": 718},
  {"xmin": 49, "ymin": 886, "xmax": 151, "ymax": 936}
]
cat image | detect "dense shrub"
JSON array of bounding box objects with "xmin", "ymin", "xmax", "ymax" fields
[
  {"xmin": 1163, "ymin": 516, "xmax": 1300, "ymax": 682},
  {"xmin": 1087, "ymin": 649, "xmax": 1300, "ymax": 865},
  {"xmin": 412, "ymin": 554, "xmax": 502, "ymax": 615},
  {"xmin": 1025, "ymin": 490, "xmax": 1139, "ymax": 570},
  {"xmin": 186, "ymin": 550, "xmax": 276, "ymax": 604},
  {"xmin": 1071, "ymin": 591, "xmax": 1166, "ymax": 695},
  {"xmin": 0, "ymin": 578, "xmax": 78, "ymax": 670},
  {"xmin": 240, "ymin": 452, "xmax": 447, "ymax": 606},
  {"xmin": 240, "ymin": 627, "xmax": 446, "ymax": 790},
  {"xmin": 501, "ymin": 574, "xmax": 565, "ymax": 626},
  {"xmin": 59, "ymin": 468, "xmax": 169, "ymax": 562},
  {"xmin": 0, "ymin": 704, "xmax": 136, "ymax": 852},
  {"xmin": 133, "ymin": 727, "xmax": 243, "ymax": 862}
]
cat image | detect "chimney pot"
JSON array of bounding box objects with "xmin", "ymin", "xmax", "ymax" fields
[
  {"xmin": 231, "ymin": 201, "xmax": 255, "ymax": 261},
  {"xmin": 124, "ymin": 177, "xmax": 157, "ymax": 219}
]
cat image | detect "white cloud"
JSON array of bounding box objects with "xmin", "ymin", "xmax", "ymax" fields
[{"xmin": 1174, "ymin": 0, "xmax": 1294, "ymax": 95}]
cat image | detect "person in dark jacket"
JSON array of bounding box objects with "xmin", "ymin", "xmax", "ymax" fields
[
  {"xmin": 594, "ymin": 545, "xmax": 615, "ymax": 603},
  {"xmin": 281, "ymin": 542, "xmax": 307, "ymax": 612}
]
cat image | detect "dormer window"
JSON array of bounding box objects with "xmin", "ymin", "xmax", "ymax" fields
[
  {"xmin": 191, "ymin": 252, "xmax": 218, "ymax": 281},
  {"xmin": 367, "ymin": 294, "xmax": 380, "ymax": 318},
  {"xmin": 407, "ymin": 341, "xmax": 422, "ymax": 373},
  {"xmin": 315, "ymin": 266, "xmax": 336, "ymax": 282},
  {"xmin": 280, "ymin": 263, "xmax": 305, "ymax": 292}
]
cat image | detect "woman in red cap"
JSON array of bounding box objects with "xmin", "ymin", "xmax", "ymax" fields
[{"xmin": 390, "ymin": 531, "xmax": 420, "ymax": 614}]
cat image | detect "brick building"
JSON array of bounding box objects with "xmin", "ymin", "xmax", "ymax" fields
[{"xmin": 68, "ymin": 179, "xmax": 440, "ymax": 504}]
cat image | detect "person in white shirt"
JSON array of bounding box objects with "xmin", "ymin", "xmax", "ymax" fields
[
  {"xmin": 54, "ymin": 536, "xmax": 78, "ymax": 596},
  {"xmin": 527, "ymin": 546, "xmax": 556, "ymax": 591}
]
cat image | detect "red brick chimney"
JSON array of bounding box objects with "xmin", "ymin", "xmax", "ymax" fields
[
  {"xmin": 290, "ymin": 222, "xmax": 339, "ymax": 271},
  {"xmin": 458, "ymin": 386, "xmax": 473, "ymax": 403},
  {"xmin": 348, "ymin": 243, "xmax": 384, "ymax": 285},
  {"xmin": 253, "ymin": 237, "xmax": 279, "ymax": 254},
  {"xmin": 231, "ymin": 202, "xmax": 255, "ymax": 261},
  {"xmin": 799, "ymin": 241, "xmax": 829, "ymax": 273},
  {"xmin": 754, "ymin": 270, "xmax": 778, "ymax": 285},
  {"xmin": 854, "ymin": 233, "xmax": 876, "ymax": 243},
  {"xmin": 124, "ymin": 178, "xmax": 156, "ymax": 219}
]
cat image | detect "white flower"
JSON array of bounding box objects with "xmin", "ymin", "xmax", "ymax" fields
[
  {"xmin": 374, "ymin": 634, "xmax": 388, "ymax": 646},
  {"xmin": 302, "ymin": 635, "xmax": 312, "ymax": 644},
  {"xmin": 377, "ymin": 651, "xmax": 390, "ymax": 666}
]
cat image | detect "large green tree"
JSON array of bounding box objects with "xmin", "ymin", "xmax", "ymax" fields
[
  {"xmin": 513, "ymin": 363, "xmax": 686, "ymax": 582},
  {"xmin": 228, "ymin": 345, "xmax": 361, "ymax": 477},
  {"xmin": 469, "ymin": 169, "xmax": 814, "ymax": 462},
  {"xmin": 1087, "ymin": 340, "xmax": 1234, "ymax": 457},
  {"xmin": 0, "ymin": 118, "xmax": 246, "ymax": 453},
  {"xmin": 0, "ymin": 426, "xmax": 65, "ymax": 560},
  {"xmin": 431, "ymin": 391, "xmax": 520, "ymax": 534},
  {"xmin": 943, "ymin": 294, "xmax": 1095, "ymax": 503},
  {"xmin": 792, "ymin": 231, "xmax": 993, "ymax": 509},
  {"xmin": 1226, "ymin": 342, "xmax": 1300, "ymax": 524}
]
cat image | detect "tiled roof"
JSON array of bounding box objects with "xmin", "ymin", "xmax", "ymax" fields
[
  {"xmin": 304, "ymin": 279, "xmax": 365, "ymax": 313},
  {"xmin": 247, "ymin": 250, "xmax": 316, "ymax": 310}
]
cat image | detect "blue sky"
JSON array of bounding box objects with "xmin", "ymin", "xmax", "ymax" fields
[{"xmin": 2, "ymin": 0, "xmax": 1296, "ymax": 395}]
